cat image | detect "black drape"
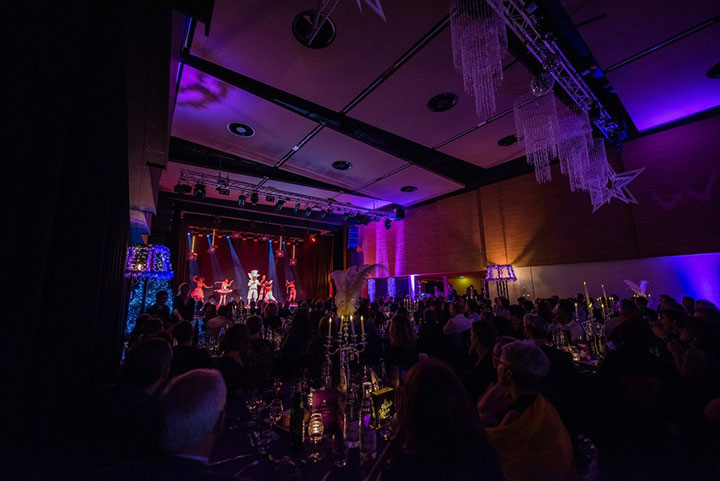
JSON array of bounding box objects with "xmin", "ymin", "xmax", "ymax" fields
[{"xmin": 2, "ymin": 1, "xmax": 131, "ymax": 465}]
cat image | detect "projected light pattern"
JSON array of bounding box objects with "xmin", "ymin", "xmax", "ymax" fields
[
  {"xmin": 368, "ymin": 278, "xmax": 376, "ymax": 302},
  {"xmin": 388, "ymin": 277, "xmax": 396, "ymax": 299},
  {"xmin": 227, "ymin": 238, "xmax": 248, "ymax": 301},
  {"xmin": 187, "ymin": 234, "xmax": 200, "ymax": 282}
]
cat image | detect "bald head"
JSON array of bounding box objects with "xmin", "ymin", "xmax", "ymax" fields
[{"xmin": 159, "ymin": 369, "xmax": 227, "ymax": 454}]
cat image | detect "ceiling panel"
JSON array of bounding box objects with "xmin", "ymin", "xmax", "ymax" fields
[
  {"xmin": 606, "ymin": 25, "xmax": 720, "ymax": 131},
  {"xmin": 281, "ymin": 128, "xmax": 408, "ymax": 191},
  {"xmin": 172, "ymin": 65, "xmax": 317, "ymax": 165},
  {"xmin": 350, "ymin": 28, "xmax": 533, "ymax": 148},
  {"xmin": 437, "ymin": 114, "xmax": 525, "ymax": 168},
  {"xmin": 191, "ymin": 0, "xmax": 452, "ymax": 111},
  {"xmin": 359, "ymin": 166, "xmax": 464, "ymax": 206},
  {"xmin": 561, "ymin": 0, "xmax": 720, "ymax": 131}
]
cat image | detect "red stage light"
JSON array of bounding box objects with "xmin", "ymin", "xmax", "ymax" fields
[
  {"xmin": 198, "ymin": 234, "xmax": 204, "ymax": 237},
  {"xmin": 242, "ymin": 237, "xmax": 247, "ymax": 241},
  {"xmin": 253, "ymin": 238, "xmax": 258, "ymax": 242},
  {"xmin": 276, "ymin": 249, "xmax": 285, "ymax": 258},
  {"xmin": 289, "ymin": 258, "xmax": 297, "ymax": 266},
  {"xmin": 233, "ymin": 233, "xmax": 241, "ymax": 239},
  {"xmin": 311, "ymin": 236, "xmax": 317, "ymax": 243}
]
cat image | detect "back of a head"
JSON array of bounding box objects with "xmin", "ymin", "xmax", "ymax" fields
[
  {"xmin": 523, "ymin": 313, "xmax": 549, "ymax": 339},
  {"xmin": 264, "ymin": 302, "xmax": 278, "ymax": 317},
  {"xmin": 471, "ymin": 320, "xmax": 498, "ymax": 351},
  {"xmin": 501, "ymin": 341, "xmax": 550, "ymax": 389},
  {"xmin": 220, "ymin": 323, "xmax": 250, "ymax": 353},
  {"xmin": 172, "ymin": 321, "xmax": 194, "ymax": 345},
  {"xmin": 401, "ymin": 359, "xmax": 482, "ymax": 460},
  {"xmin": 123, "ymin": 338, "xmax": 173, "ymax": 388},
  {"xmin": 507, "ymin": 304, "xmax": 525, "ymax": 320},
  {"xmin": 620, "ymin": 299, "xmax": 638, "ymax": 315},
  {"xmin": 144, "ymin": 317, "xmax": 164, "ymax": 335},
  {"xmin": 390, "ymin": 314, "xmax": 416, "ymax": 349},
  {"xmin": 159, "ymin": 369, "xmax": 227, "ymax": 454},
  {"xmin": 636, "ymin": 296, "xmax": 649, "ymax": 307},
  {"xmin": 246, "ymin": 315, "xmax": 263, "ymax": 335},
  {"xmin": 617, "ymin": 315, "xmax": 653, "ymax": 348},
  {"xmin": 557, "ymin": 299, "xmax": 574, "ymax": 318},
  {"xmin": 217, "ymin": 304, "xmax": 231, "ymax": 318}
]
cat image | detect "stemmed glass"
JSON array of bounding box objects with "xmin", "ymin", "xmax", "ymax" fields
[
  {"xmin": 245, "ymin": 391, "xmax": 265, "ymax": 428},
  {"xmin": 307, "ymin": 413, "xmax": 324, "ymax": 462},
  {"xmin": 267, "ymin": 399, "xmax": 283, "ymax": 441}
]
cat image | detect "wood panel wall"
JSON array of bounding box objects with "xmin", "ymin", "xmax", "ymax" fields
[{"xmin": 360, "ymin": 116, "xmax": 720, "ymax": 275}]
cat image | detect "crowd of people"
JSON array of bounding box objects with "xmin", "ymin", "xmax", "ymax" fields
[{"xmin": 96, "ymin": 287, "xmax": 720, "ymax": 480}]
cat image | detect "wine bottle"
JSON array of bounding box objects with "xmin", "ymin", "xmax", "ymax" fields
[
  {"xmin": 343, "ymin": 386, "xmax": 360, "ymax": 449},
  {"xmin": 360, "ymin": 385, "xmax": 376, "ymax": 462},
  {"xmin": 289, "ymin": 382, "xmax": 305, "ymax": 450}
]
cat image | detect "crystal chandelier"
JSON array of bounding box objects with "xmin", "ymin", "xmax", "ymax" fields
[
  {"xmin": 450, "ymin": 0, "xmax": 507, "ymax": 120},
  {"xmin": 513, "ymin": 89, "xmax": 559, "ymax": 183},
  {"xmin": 556, "ymin": 105, "xmax": 592, "ymax": 192}
]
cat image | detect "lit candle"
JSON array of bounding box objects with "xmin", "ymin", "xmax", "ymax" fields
[
  {"xmin": 583, "ymin": 281, "xmax": 590, "ymax": 307},
  {"xmin": 327, "ymin": 318, "xmax": 332, "ymax": 340},
  {"xmin": 574, "ymin": 302, "xmax": 579, "ymax": 320},
  {"xmin": 361, "ymin": 315, "xmax": 365, "ymax": 337},
  {"xmin": 350, "ymin": 315, "xmax": 356, "ymax": 336},
  {"xmin": 601, "ymin": 284, "xmax": 608, "ymax": 303}
]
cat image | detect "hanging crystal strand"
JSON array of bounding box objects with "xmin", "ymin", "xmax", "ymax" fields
[
  {"xmin": 514, "ymin": 90, "xmax": 559, "ymax": 183},
  {"xmin": 450, "ymin": 0, "xmax": 507, "ymax": 120},
  {"xmin": 557, "ymin": 105, "xmax": 592, "ymax": 191},
  {"xmin": 587, "ymin": 138, "xmax": 612, "ymax": 211}
]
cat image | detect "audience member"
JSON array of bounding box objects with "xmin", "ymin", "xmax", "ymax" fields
[
  {"xmin": 216, "ymin": 324, "xmax": 251, "ymax": 400},
  {"xmin": 204, "ymin": 305, "xmax": 233, "ymax": 339},
  {"xmin": 146, "ymin": 290, "xmax": 171, "ymax": 326},
  {"xmin": 169, "ymin": 321, "xmax": 212, "ymax": 378}
]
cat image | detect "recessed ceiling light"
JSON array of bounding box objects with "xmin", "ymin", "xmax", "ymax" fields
[
  {"xmin": 497, "ymin": 134, "xmax": 518, "ymax": 146},
  {"xmin": 227, "ymin": 122, "xmax": 255, "ymax": 138},
  {"xmin": 292, "ymin": 10, "xmax": 336, "ymax": 49},
  {"xmin": 707, "ymin": 61, "xmax": 720, "ymax": 79},
  {"xmin": 427, "ymin": 93, "xmax": 459, "ymax": 112},
  {"xmin": 332, "ymin": 160, "xmax": 352, "ymax": 171},
  {"xmin": 400, "ymin": 185, "xmax": 417, "ymax": 192}
]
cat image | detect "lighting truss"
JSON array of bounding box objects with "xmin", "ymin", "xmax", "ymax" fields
[
  {"xmin": 179, "ymin": 169, "xmax": 396, "ymax": 220},
  {"xmin": 488, "ymin": 0, "xmax": 616, "ymax": 138}
]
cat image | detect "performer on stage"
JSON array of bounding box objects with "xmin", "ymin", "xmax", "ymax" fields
[
  {"xmin": 262, "ymin": 278, "xmax": 277, "ymax": 303},
  {"xmin": 191, "ymin": 275, "xmax": 213, "ymax": 303},
  {"xmin": 247, "ymin": 270, "xmax": 261, "ymax": 303},
  {"xmin": 214, "ymin": 278, "xmax": 234, "ymax": 306},
  {"xmin": 286, "ymin": 280, "xmax": 296, "ymax": 303}
]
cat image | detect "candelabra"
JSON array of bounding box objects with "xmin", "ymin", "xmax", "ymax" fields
[
  {"xmin": 324, "ymin": 316, "xmax": 367, "ymax": 391},
  {"xmin": 584, "ymin": 306, "xmax": 604, "ymax": 359}
]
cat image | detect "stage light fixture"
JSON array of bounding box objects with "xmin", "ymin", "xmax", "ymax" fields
[
  {"xmin": 253, "ymin": 238, "xmax": 258, "ymax": 242},
  {"xmin": 250, "ymin": 192, "xmax": 259, "ymax": 205},
  {"xmin": 238, "ymin": 194, "xmax": 246, "ymax": 207},
  {"xmin": 266, "ymin": 195, "xmax": 275, "ymax": 202},
  {"xmin": 216, "ymin": 185, "xmax": 230, "ymax": 196},
  {"xmin": 174, "ymin": 182, "xmax": 192, "ymax": 194},
  {"xmin": 320, "ymin": 209, "xmax": 327, "ymax": 218},
  {"xmin": 294, "ymin": 202, "xmax": 301, "ymax": 213},
  {"xmin": 310, "ymin": 235, "xmax": 317, "ymax": 243},
  {"xmin": 343, "ymin": 212, "xmax": 350, "ymax": 221},
  {"xmin": 275, "ymin": 199, "xmax": 285, "ymax": 211},
  {"xmin": 304, "ymin": 206, "xmax": 312, "ymax": 217},
  {"xmin": 193, "ymin": 183, "xmax": 206, "ymax": 199},
  {"xmin": 385, "ymin": 219, "xmax": 392, "ymax": 230}
]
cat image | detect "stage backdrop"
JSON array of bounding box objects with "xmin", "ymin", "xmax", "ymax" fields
[{"xmin": 175, "ymin": 234, "xmax": 333, "ymax": 303}]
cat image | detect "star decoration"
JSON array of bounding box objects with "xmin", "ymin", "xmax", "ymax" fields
[{"xmin": 589, "ymin": 166, "xmax": 645, "ymax": 212}]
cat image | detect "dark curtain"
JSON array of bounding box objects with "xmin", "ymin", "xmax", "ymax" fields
[
  {"xmin": 296, "ymin": 236, "xmax": 334, "ymax": 300},
  {"xmin": 2, "ymin": 1, "xmax": 131, "ymax": 465}
]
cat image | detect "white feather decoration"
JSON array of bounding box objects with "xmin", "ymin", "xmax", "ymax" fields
[
  {"xmin": 624, "ymin": 280, "xmax": 648, "ymax": 297},
  {"xmin": 331, "ymin": 264, "xmax": 386, "ymax": 317}
]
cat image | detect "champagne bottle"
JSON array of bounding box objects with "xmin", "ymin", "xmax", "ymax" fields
[
  {"xmin": 290, "ymin": 382, "xmax": 305, "ymax": 450},
  {"xmin": 343, "ymin": 386, "xmax": 360, "ymax": 449},
  {"xmin": 360, "ymin": 385, "xmax": 376, "ymax": 462}
]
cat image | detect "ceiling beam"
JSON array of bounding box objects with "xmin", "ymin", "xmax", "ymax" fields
[
  {"xmin": 179, "ymin": 51, "xmax": 488, "ymax": 188},
  {"xmin": 169, "ymin": 136, "xmax": 381, "ymax": 199}
]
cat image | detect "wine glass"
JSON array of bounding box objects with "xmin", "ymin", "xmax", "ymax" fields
[
  {"xmin": 306, "ymin": 413, "xmax": 324, "ymax": 462},
  {"xmin": 267, "ymin": 399, "xmax": 283, "ymax": 441},
  {"xmin": 331, "ymin": 433, "xmax": 347, "ymax": 467}
]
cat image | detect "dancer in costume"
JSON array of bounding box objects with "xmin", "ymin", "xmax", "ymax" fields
[
  {"xmin": 214, "ymin": 278, "xmax": 234, "ymax": 306},
  {"xmin": 286, "ymin": 280, "xmax": 296, "ymax": 303},
  {"xmin": 247, "ymin": 270, "xmax": 261, "ymax": 303},
  {"xmin": 263, "ymin": 278, "xmax": 277, "ymax": 303},
  {"xmin": 191, "ymin": 275, "xmax": 213, "ymax": 303},
  {"xmin": 257, "ymin": 274, "xmax": 267, "ymax": 301}
]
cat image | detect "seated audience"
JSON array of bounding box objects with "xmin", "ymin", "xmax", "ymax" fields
[
  {"xmin": 463, "ymin": 320, "xmax": 498, "ymax": 403},
  {"xmin": 215, "ymin": 324, "xmax": 251, "ymax": 399},
  {"xmin": 169, "ymin": 321, "xmax": 212, "ymax": 378},
  {"xmin": 443, "ymin": 302, "xmax": 471, "ymax": 335},
  {"xmin": 204, "ymin": 305, "xmax": 233, "ymax": 339},
  {"xmin": 381, "ymin": 358, "xmax": 501, "ymax": 481},
  {"xmin": 146, "ymin": 290, "xmax": 171, "ymax": 326},
  {"xmin": 96, "ymin": 338, "xmax": 172, "ymax": 465},
  {"xmin": 483, "ymin": 341, "xmax": 577, "ymax": 481},
  {"xmin": 386, "ymin": 314, "xmax": 419, "ymax": 387}
]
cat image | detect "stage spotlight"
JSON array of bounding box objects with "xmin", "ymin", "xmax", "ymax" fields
[
  {"xmin": 266, "ymin": 195, "xmax": 275, "ymax": 203},
  {"xmin": 250, "ymin": 192, "xmax": 259, "ymax": 205},
  {"xmin": 193, "ymin": 183, "xmax": 206, "ymax": 199},
  {"xmin": 238, "ymin": 194, "xmax": 246, "ymax": 207},
  {"xmin": 343, "ymin": 212, "xmax": 350, "ymax": 221},
  {"xmin": 294, "ymin": 202, "xmax": 300, "ymax": 214},
  {"xmin": 320, "ymin": 209, "xmax": 327, "ymax": 218},
  {"xmin": 253, "ymin": 238, "xmax": 258, "ymax": 242},
  {"xmin": 275, "ymin": 199, "xmax": 285, "ymax": 211},
  {"xmin": 304, "ymin": 207, "xmax": 312, "ymax": 217},
  {"xmin": 216, "ymin": 185, "xmax": 230, "ymax": 196},
  {"xmin": 385, "ymin": 219, "xmax": 392, "ymax": 230},
  {"xmin": 310, "ymin": 235, "xmax": 317, "ymax": 243},
  {"xmin": 174, "ymin": 182, "xmax": 191, "ymax": 194}
]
